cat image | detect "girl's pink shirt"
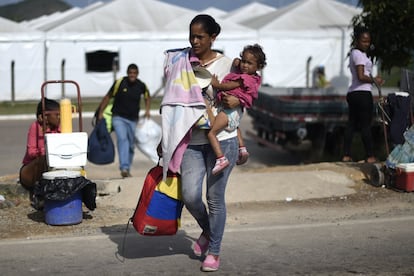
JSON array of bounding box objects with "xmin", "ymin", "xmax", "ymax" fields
[
  {"xmin": 22, "ymin": 121, "xmax": 60, "ymax": 165},
  {"xmin": 217, "ymin": 72, "xmax": 261, "ymax": 108}
]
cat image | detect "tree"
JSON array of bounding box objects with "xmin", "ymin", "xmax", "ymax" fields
[{"xmin": 352, "ymin": 0, "xmax": 414, "ymax": 72}]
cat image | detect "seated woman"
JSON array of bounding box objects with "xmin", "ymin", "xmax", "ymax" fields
[{"xmin": 19, "ymin": 98, "xmax": 60, "ymax": 200}]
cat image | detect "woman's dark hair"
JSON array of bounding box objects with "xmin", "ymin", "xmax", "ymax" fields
[
  {"xmin": 351, "ymin": 25, "xmax": 370, "ymax": 48},
  {"xmin": 347, "ymin": 25, "xmax": 374, "ymax": 59},
  {"xmin": 241, "ymin": 44, "xmax": 267, "ymax": 70},
  {"xmin": 36, "ymin": 98, "xmax": 60, "ymax": 116},
  {"xmin": 190, "ymin": 14, "xmax": 221, "ymax": 37}
]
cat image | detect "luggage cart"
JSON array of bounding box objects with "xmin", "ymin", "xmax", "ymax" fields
[
  {"xmin": 370, "ymin": 71, "xmax": 414, "ymax": 189},
  {"xmin": 41, "ymin": 80, "xmax": 83, "ymax": 133}
]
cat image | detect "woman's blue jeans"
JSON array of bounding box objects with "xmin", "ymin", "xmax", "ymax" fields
[
  {"xmin": 180, "ymin": 136, "xmax": 238, "ymax": 256},
  {"xmin": 112, "ymin": 116, "xmax": 137, "ymax": 172}
]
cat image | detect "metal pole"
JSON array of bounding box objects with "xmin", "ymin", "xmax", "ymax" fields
[
  {"xmin": 43, "ymin": 40, "xmax": 48, "ymax": 82},
  {"xmin": 339, "ymin": 27, "xmax": 345, "ymax": 76},
  {"xmin": 112, "ymin": 56, "xmax": 119, "ymax": 82},
  {"xmin": 61, "ymin": 59, "xmax": 66, "ymax": 98},
  {"xmin": 320, "ymin": 24, "xmax": 348, "ymax": 76},
  {"xmin": 306, "ymin": 56, "xmax": 312, "ymax": 88},
  {"xmin": 11, "ymin": 60, "xmax": 15, "ymax": 105}
]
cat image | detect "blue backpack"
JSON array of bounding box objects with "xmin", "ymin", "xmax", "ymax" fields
[{"xmin": 87, "ymin": 118, "xmax": 115, "ymax": 165}]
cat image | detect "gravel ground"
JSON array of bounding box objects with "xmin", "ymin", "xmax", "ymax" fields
[{"xmin": 1, "ymin": 162, "xmax": 413, "ymax": 241}]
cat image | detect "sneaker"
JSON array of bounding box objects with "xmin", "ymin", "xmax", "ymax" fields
[
  {"xmin": 201, "ymin": 255, "xmax": 220, "ymax": 272},
  {"xmin": 212, "ymin": 157, "xmax": 229, "ymax": 175},
  {"xmin": 193, "ymin": 234, "xmax": 209, "ymax": 256},
  {"xmin": 236, "ymin": 147, "xmax": 249, "ymax": 165},
  {"xmin": 121, "ymin": 170, "xmax": 131, "ymax": 178}
]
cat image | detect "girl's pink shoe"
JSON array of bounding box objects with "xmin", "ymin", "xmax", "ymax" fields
[
  {"xmin": 236, "ymin": 146, "xmax": 249, "ymax": 165},
  {"xmin": 193, "ymin": 234, "xmax": 209, "ymax": 256}
]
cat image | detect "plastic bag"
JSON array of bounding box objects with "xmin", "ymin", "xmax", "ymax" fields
[
  {"xmin": 135, "ymin": 118, "xmax": 162, "ymax": 164},
  {"xmin": 34, "ymin": 176, "xmax": 97, "ymax": 211},
  {"xmin": 386, "ymin": 125, "xmax": 414, "ymax": 168}
]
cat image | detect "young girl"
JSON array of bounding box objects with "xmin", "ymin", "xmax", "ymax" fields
[
  {"xmin": 19, "ymin": 98, "xmax": 60, "ymax": 194},
  {"xmin": 209, "ymin": 44, "xmax": 266, "ymax": 175}
]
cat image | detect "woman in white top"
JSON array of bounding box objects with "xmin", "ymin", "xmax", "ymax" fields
[
  {"xmin": 342, "ymin": 26, "xmax": 384, "ymax": 163},
  {"xmin": 160, "ymin": 14, "xmax": 240, "ymax": 272}
]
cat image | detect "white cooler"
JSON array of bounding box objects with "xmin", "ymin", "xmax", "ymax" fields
[{"xmin": 45, "ymin": 132, "xmax": 88, "ymax": 169}]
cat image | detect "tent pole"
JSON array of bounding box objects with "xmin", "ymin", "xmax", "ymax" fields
[
  {"xmin": 306, "ymin": 56, "xmax": 312, "ymax": 88},
  {"xmin": 61, "ymin": 59, "xmax": 66, "ymax": 98},
  {"xmin": 11, "ymin": 60, "xmax": 15, "ymax": 105},
  {"xmin": 43, "ymin": 40, "xmax": 48, "ymax": 82},
  {"xmin": 320, "ymin": 24, "xmax": 347, "ymax": 76},
  {"xmin": 112, "ymin": 56, "xmax": 119, "ymax": 82}
]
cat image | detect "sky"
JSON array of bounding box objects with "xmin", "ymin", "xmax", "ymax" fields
[{"xmin": 0, "ymin": 0, "xmax": 360, "ymax": 10}]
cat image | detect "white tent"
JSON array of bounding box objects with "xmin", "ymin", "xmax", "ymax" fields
[
  {"xmin": 20, "ymin": 8, "xmax": 81, "ymax": 30},
  {"xmin": 0, "ymin": 17, "xmax": 44, "ymax": 101},
  {"xmin": 200, "ymin": 7, "xmax": 228, "ymax": 19},
  {"xmin": 42, "ymin": 0, "xmax": 196, "ymax": 99},
  {"xmin": 28, "ymin": 2, "xmax": 104, "ymax": 32},
  {"xmin": 0, "ymin": 0, "xmax": 364, "ymax": 101},
  {"xmin": 43, "ymin": 0, "xmax": 255, "ymax": 99},
  {"xmin": 222, "ymin": 2, "xmax": 277, "ymax": 23},
  {"xmin": 242, "ymin": 0, "xmax": 359, "ymax": 30},
  {"xmin": 240, "ymin": 0, "xmax": 362, "ymax": 89}
]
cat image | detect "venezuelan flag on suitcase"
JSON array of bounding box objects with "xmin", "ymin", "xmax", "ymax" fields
[{"xmin": 131, "ymin": 165, "xmax": 183, "ymax": 236}]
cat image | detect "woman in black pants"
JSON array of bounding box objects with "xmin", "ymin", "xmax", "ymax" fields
[{"xmin": 342, "ymin": 26, "xmax": 384, "ymax": 163}]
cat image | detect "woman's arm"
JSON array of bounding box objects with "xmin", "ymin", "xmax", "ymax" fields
[
  {"xmin": 211, "ymin": 74, "xmax": 241, "ymax": 91},
  {"xmin": 204, "ymin": 97, "xmax": 216, "ymax": 126},
  {"xmin": 220, "ymin": 92, "xmax": 240, "ymax": 109},
  {"xmin": 26, "ymin": 122, "xmax": 42, "ymax": 159},
  {"xmin": 356, "ymin": 65, "xmax": 384, "ymax": 85}
]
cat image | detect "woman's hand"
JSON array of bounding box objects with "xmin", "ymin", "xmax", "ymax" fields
[
  {"xmin": 221, "ymin": 92, "xmax": 240, "ymax": 109},
  {"xmin": 210, "ymin": 75, "xmax": 220, "ymax": 89},
  {"xmin": 374, "ymin": 76, "xmax": 385, "ymax": 86}
]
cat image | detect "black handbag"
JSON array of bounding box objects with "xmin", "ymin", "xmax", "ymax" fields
[{"xmin": 87, "ymin": 118, "xmax": 115, "ymax": 165}]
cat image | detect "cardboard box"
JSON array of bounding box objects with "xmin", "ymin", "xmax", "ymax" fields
[
  {"xmin": 45, "ymin": 132, "xmax": 88, "ymax": 169},
  {"xmin": 395, "ymin": 163, "xmax": 414, "ymax": 192}
]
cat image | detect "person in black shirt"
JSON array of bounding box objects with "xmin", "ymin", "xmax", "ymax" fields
[{"xmin": 98, "ymin": 63, "xmax": 151, "ymax": 177}]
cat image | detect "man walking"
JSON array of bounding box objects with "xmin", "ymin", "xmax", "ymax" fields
[{"xmin": 98, "ymin": 63, "xmax": 151, "ymax": 177}]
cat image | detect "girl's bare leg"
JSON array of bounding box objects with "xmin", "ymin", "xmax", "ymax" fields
[{"xmin": 207, "ymin": 111, "xmax": 228, "ymax": 158}]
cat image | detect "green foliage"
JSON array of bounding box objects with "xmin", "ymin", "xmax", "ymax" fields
[{"xmin": 352, "ymin": 0, "xmax": 414, "ymax": 72}]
